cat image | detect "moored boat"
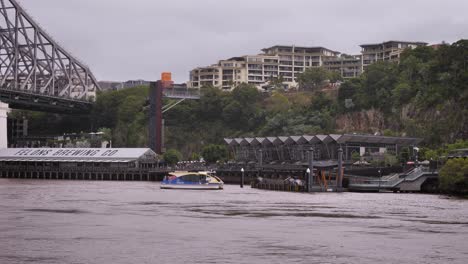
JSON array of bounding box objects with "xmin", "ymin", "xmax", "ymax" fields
[{"xmin": 161, "ymin": 171, "xmax": 224, "ymax": 190}]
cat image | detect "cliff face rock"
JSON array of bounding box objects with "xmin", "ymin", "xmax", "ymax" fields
[
  {"xmin": 335, "ymin": 101, "xmax": 467, "ymax": 144},
  {"xmin": 399, "ymin": 101, "xmax": 468, "ymax": 143},
  {"xmin": 335, "ymin": 109, "xmax": 385, "ymax": 133}
]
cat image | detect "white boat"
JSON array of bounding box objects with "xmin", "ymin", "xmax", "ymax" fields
[{"xmin": 161, "ymin": 171, "xmax": 224, "ymax": 190}]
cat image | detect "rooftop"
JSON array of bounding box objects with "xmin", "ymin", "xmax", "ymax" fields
[
  {"xmin": 0, "ymin": 148, "xmax": 157, "ymax": 162},
  {"xmin": 224, "ymin": 134, "xmax": 422, "ymax": 146},
  {"xmin": 261, "ymin": 45, "xmax": 340, "ymax": 55},
  {"xmin": 360, "ymin": 40, "xmax": 428, "ymax": 47}
]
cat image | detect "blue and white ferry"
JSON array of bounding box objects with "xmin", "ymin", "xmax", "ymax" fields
[{"xmin": 161, "ymin": 171, "xmax": 224, "ymax": 190}]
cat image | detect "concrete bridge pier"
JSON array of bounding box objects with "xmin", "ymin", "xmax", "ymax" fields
[{"xmin": 0, "ymin": 101, "xmax": 10, "ymax": 149}]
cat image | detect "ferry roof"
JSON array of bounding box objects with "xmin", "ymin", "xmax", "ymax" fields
[{"xmin": 0, "ymin": 148, "xmax": 157, "ymax": 162}]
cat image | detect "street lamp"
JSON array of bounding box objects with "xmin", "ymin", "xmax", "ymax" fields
[
  {"xmin": 240, "ymin": 168, "xmax": 244, "ymax": 188},
  {"xmin": 306, "ymin": 168, "xmax": 311, "ymax": 192},
  {"xmin": 414, "ymin": 147, "xmax": 420, "ymax": 168},
  {"xmin": 378, "ymin": 169, "xmax": 382, "ymax": 192}
]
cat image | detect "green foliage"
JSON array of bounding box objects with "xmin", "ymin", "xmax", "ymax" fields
[
  {"xmin": 296, "ymin": 67, "xmax": 338, "ymax": 90},
  {"xmin": 92, "ymin": 86, "xmax": 148, "ymax": 147},
  {"xmin": 163, "ymin": 149, "xmax": 182, "ymax": 165},
  {"xmin": 201, "ymin": 144, "xmax": 228, "ymax": 164},
  {"xmin": 190, "ymin": 152, "xmax": 200, "ymax": 161},
  {"xmin": 439, "ymin": 158, "xmax": 468, "ymax": 194},
  {"xmin": 337, "ymin": 40, "xmax": 468, "ymax": 144},
  {"xmin": 384, "ymin": 153, "xmax": 399, "ymax": 166},
  {"xmin": 264, "ymin": 91, "xmax": 290, "ymax": 113},
  {"xmin": 445, "ymin": 140, "xmax": 468, "ymax": 153},
  {"xmin": 351, "ymin": 152, "xmax": 361, "ymax": 161},
  {"xmin": 268, "ymin": 76, "xmax": 285, "ymax": 90},
  {"xmin": 420, "ymin": 140, "xmax": 468, "ymax": 161},
  {"xmin": 399, "ymin": 147, "xmax": 411, "ymax": 163},
  {"xmin": 98, "ymin": 127, "xmax": 112, "ymax": 142},
  {"xmin": 18, "ymin": 41, "xmax": 467, "ymax": 158}
]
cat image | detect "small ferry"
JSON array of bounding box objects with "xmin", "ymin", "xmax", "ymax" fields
[{"xmin": 161, "ymin": 171, "xmax": 224, "ymax": 190}]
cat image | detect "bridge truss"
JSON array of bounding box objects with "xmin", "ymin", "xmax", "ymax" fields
[{"xmin": 0, "ymin": 0, "xmax": 100, "ymax": 113}]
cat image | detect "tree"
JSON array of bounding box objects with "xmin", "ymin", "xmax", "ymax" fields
[
  {"xmin": 231, "ymin": 83, "xmax": 260, "ymax": 104},
  {"xmin": 163, "ymin": 149, "xmax": 182, "ymax": 165},
  {"xmin": 268, "ymin": 75, "xmax": 285, "ymax": 90},
  {"xmin": 98, "ymin": 127, "xmax": 112, "ymax": 142},
  {"xmin": 190, "ymin": 152, "xmax": 201, "ymax": 161},
  {"xmin": 201, "ymin": 144, "xmax": 228, "ymax": 164},
  {"xmin": 328, "ymin": 70, "xmax": 343, "ymax": 83},
  {"xmin": 265, "ymin": 91, "xmax": 290, "ymax": 113},
  {"xmin": 297, "ymin": 67, "xmax": 330, "ymax": 90},
  {"xmin": 384, "ymin": 153, "xmax": 399, "ymax": 166},
  {"xmin": 351, "ymin": 152, "xmax": 361, "ymax": 161},
  {"xmin": 439, "ymin": 158, "xmax": 468, "ymax": 194}
]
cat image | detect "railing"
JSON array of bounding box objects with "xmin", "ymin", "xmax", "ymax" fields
[{"xmin": 163, "ymin": 89, "xmax": 200, "ymax": 99}]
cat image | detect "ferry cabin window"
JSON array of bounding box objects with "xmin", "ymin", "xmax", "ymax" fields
[{"xmin": 181, "ymin": 174, "xmax": 202, "ymax": 182}]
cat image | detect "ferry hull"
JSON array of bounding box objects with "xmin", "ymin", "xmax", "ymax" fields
[{"xmin": 160, "ymin": 183, "xmax": 223, "ymax": 190}]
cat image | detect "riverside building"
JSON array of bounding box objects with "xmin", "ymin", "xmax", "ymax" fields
[
  {"xmin": 0, "ymin": 148, "xmax": 168, "ymax": 181},
  {"xmin": 224, "ymin": 134, "xmax": 422, "ymax": 164}
]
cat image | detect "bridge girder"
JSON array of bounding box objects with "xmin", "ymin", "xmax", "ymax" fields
[{"xmin": 0, "ymin": 0, "xmax": 100, "ymax": 113}]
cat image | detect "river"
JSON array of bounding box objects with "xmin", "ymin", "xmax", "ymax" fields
[{"xmin": 0, "ymin": 179, "xmax": 467, "ymax": 264}]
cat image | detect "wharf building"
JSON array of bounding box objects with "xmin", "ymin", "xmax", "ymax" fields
[
  {"xmin": 220, "ymin": 134, "xmax": 422, "ymax": 189},
  {"xmin": 0, "ymin": 148, "xmax": 168, "ymax": 181},
  {"xmin": 224, "ymin": 134, "xmax": 422, "ymax": 167},
  {"xmin": 188, "ymin": 40, "xmax": 427, "ymax": 91}
]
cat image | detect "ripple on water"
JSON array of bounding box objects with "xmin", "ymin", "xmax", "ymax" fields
[
  {"xmin": 188, "ymin": 208, "xmax": 379, "ymax": 219},
  {"xmin": 24, "ymin": 209, "xmax": 88, "ymax": 214}
]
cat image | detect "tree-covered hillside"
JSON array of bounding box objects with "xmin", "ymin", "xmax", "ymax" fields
[
  {"xmin": 336, "ymin": 40, "xmax": 468, "ymax": 146},
  {"xmin": 15, "ymin": 40, "xmax": 468, "ymax": 158}
]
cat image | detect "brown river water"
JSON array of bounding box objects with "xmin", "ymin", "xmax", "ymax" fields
[{"xmin": 0, "ymin": 179, "xmax": 467, "ymax": 264}]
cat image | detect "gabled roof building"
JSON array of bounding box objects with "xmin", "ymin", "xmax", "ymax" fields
[{"xmin": 224, "ymin": 134, "xmax": 422, "ymax": 164}]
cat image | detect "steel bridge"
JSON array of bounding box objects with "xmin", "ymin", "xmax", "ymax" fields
[{"xmin": 0, "ymin": 0, "xmax": 100, "ymax": 113}]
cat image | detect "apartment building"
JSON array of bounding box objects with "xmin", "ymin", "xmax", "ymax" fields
[
  {"xmin": 189, "ymin": 45, "xmax": 339, "ymax": 90},
  {"xmin": 261, "ymin": 45, "xmax": 340, "ymax": 86},
  {"xmin": 189, "ymin": 40, "xmax": 429, "ymax": 90},
  {"xmin": 322, "ymin": 54, "xmax": 363, "ymax": 78},
  {"xmin": 360, "ymin": 40, "xmax": 427, "ymax": 70}
]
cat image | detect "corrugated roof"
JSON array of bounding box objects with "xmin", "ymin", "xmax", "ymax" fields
[
  {"xmin": 337, "ymin": 134, "xmax": 422, "ymax": 145},
  {"xmin": 223, "ymin": 134, "xmax": 422, "ymax": 146},
  {"xmin": 0, "ymin": 148, "xmax": 155, "ymax": 162}
]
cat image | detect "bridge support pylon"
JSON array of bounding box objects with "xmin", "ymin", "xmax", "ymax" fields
[
  {"xmin": 149, "ymin": 81, "xmax": 163, "ymax": 154},
  {"xmin": 0, "ymin": 101, "xmax": 10, "ymax": 148}
]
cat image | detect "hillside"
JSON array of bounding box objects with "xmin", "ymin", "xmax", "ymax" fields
[{"xmin": 15, "ymin": 40, "xmax": 468, "ymax": 158}]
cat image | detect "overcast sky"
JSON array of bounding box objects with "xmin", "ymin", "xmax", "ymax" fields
[{"xmin": 19, "ymin": 0, "xmax": 468, "ymax": 83}]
